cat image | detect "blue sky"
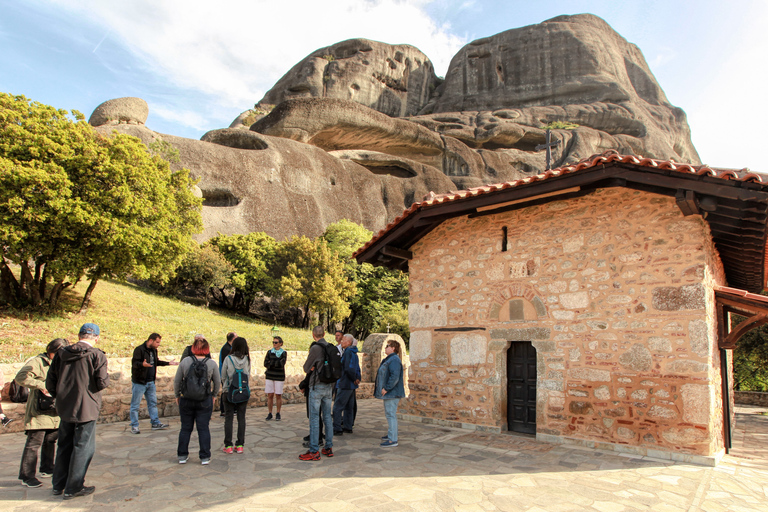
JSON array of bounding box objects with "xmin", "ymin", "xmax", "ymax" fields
[{"xmin": 1, "ymin": 0, "xmax": 766, "ymax": 170}]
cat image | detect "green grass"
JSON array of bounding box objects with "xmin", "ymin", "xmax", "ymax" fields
[{"xmin": 0, "ymin": 279, "xmax": 313, "ymax": 363}]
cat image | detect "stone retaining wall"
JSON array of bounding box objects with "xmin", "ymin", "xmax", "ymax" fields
[
  {"xmin": 734, "ymin": 391, "xmax": 768, "ymax": 407},
  {"xmin": 1, "ymin": 338, "xmax": 409, "ymax": 434}
]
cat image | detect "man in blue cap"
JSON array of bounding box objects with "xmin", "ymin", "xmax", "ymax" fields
[{"xmin": 46, "ymin": 323, "xmax": 110, "ymax": 500}]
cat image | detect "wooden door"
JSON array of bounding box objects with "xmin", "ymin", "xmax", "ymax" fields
[{"xmin": 507, "ymin": 341, "xmax": 537, "ymax": 434}]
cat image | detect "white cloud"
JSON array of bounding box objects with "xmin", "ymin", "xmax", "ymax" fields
[
  {"xmin": 48, "ymin": 0, "xmax": 466, "ymax": 110},
  {"xmin": 150, "ymin": 104, "xmax": 210, "ymax": 132}
]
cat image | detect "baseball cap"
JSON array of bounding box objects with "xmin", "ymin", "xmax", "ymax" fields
[{"xmin": 79, "ymin": 323, "xmax": 100, "ymax": 336}]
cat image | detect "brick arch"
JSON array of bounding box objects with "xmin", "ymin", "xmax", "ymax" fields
[{"xmin": 489, "ymin": 283, "xmax": 548, "ymax": 321}]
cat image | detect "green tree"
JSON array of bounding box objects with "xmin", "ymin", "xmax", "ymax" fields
[
  {"xmin": 0, "ymin": 93, "xmax": 202, "ymax": 312},
  {"xmin": 346, "ymin": 263, "xmax": 409, "ymax": 339},
  {"xmin": 321, "ymin": 219, "xmax": 409, "ymax": 339},
  {"xmin": 206, "ymin": 232, "xmax": 277, "ymax": 313},
  {"xmin": 161, "ymin": 243, "xmax": 234, "ymax": 305},
  {"xmin": 274, "ymin": 235, "xmax": 355, "ymax": 327},
  {"xmin": 732, "ymin": 314, "xmax": 768, "ymax": 391},
  {"xmin": 323, "ymin": 219, "xmax": 373, "ymax": 259}
]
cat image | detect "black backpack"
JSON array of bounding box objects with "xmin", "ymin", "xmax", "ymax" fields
[
  {"xmin": 9, "ymin": 380, "xmax": 29, "ymax": 403},
  {"xmin": 181, "ymin": 356, "xmax": 211, "ymax": 401},
  {"xmin": 318, "ymin": 343, "xmax": 343, "ymax": 384},
  {"xmin": 226, "ymin": 356, "xmax": 250, "ymax": 404}
]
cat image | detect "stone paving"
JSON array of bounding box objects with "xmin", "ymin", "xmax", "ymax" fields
[{"xmin": 0, "ymin": 401, "xmax": 766, "ymax": 511}]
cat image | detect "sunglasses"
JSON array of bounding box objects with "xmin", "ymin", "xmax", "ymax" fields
[{"xmin": 273, "ymin": 341, "xmax": 282, "ymax": 345}]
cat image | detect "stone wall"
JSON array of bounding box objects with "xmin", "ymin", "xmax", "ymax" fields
[
  {"xmin": 735, "ymin": 391, "xmax": 768, "ymax": 407},
  {"xmin": 404, "ymin": 187, "xmax": 727, "ymax": 460},
  {"xmin": 0, "ymin": 341, "xmax": 408, "ymax": 434}
]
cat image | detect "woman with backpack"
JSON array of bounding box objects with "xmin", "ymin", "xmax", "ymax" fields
[
  {"xmin": 263, "ymin": 336, "xmax": 287, "ymax": 421},
  {"xmin": 174, "ymin": 338, "xmax": 221, "ymax": 465},
  {"xmin": 220, "ymin": 337, "xmax": 251, "ymax": 454},
  {"xmin": 374, "ymin": 339, "xmax": 405, "ymax": 448}
]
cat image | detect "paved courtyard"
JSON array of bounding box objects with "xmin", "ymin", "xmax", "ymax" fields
[{"xmin": 0, "ymin": 400, "xmax": 766, "ymax": 511}]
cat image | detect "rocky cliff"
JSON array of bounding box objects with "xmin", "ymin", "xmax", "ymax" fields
[{"xmin": 90, "ymin": 14, "xmax": 700, "ymax": 241}]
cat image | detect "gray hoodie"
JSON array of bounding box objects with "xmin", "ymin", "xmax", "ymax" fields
[{"xmin": 221, "ymin": 354, "xmax": 251, "ymax": 390}]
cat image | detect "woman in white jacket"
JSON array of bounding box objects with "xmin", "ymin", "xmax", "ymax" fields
[{"xmin": 221, "ymin": 337, "xmax": 251, "ymax": 453}]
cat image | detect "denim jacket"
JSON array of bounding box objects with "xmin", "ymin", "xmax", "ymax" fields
[
  {"xmin": 374, "ymin": 353, "xmax": 405, "ymax": 399},
  {"xmin": 337, "ymin": 346, "xmax": 361, "ymax": 390}
]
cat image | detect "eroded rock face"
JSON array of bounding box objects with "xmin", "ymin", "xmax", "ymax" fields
[
  {"xmin": 93, "ymin": 123, "xmax": 456, "ymax": 241},
  {"xmin": 422, "ymin": 14, "xmax": 699, "ymax": 165},
  {"xmin": 230, "ymin": 38, "xmax": 440, "ymax": 128},
  {"xmin": 89, "ymin": 97, "xmax": 148, "ymax": 127}
]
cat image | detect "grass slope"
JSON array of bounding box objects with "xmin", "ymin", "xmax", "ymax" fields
[{"xmin": 0, "ymin": 279, "xmax": 313, "ymax": 363}]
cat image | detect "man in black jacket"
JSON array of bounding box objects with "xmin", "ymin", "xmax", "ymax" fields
[
  {"xmin": 130, "ymin": 333, "xmax": 178, "ymax": 434},
  {"xmin": 46, "ymin": 323, "xmax": 110, "ymax": 500}
]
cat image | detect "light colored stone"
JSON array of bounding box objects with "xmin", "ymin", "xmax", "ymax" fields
[
  {"xmin": 410, "ymin": 330, "xmax": 432, "ymax": 361},
  {"xmin": 451, "ymin": 334, "xmax": 487, "ymax": 366},
  {"xmin": 560, "ymin": 291, "xmax": 589, "ymax": 309},
  {"xmin": 568, "ymin": 367, "xmax": 611, "ymax": 382},
  {"xmin": 409, "ymin": 301, "xmax": 448, "ymax": 328},
  {"xmin": 618, "ymin": 343, "xmax": 652, "ymax": 371},
  {"xmin": 681, "ymin": 384, "xmax": 711, "ymax": 425}
]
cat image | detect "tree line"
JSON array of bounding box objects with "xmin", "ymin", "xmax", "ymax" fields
[{"xmin": 155, "ymin": 219, "xmax": 409, "ymax": 343}]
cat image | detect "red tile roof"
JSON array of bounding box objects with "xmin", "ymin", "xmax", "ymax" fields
[{"xmin": 355, "ymin": 150, "xmax": 764, "ymax": 258}]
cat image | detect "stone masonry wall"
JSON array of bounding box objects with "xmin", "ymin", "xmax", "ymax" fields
[
  {"xmin": 405, "ymin": 187, "xmax": 727, "ymax": 458},
  {"xmin": 0, "ymin": 342, "xmax": 408, "ymax": 434}
]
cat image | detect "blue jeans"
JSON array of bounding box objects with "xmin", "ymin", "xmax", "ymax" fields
[
  {"xmin": 177, "ymin": 396, "xmax": 213, "ymax": 459},
  {"xmin": 332, "ymin": 388, "xmax": 355, "ymax": 431},
  {"xmin": 52, "ymin": 420, "xmax": 96, "ymax": 494},
  {"xmin": 383, "ymin": 398, "xmax": 400, "ymax": 442},
  {"xmin": 308, "ymin": 382, "xmax": 333, "ymax": 452},
  {"xmin": 130, "ymin": 381, "xmax": 160, "ymax": 428}
]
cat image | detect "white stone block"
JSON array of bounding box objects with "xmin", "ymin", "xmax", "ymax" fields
[
  {"xmin": 409, "ymin": 330, "xmax": 432, "ymax": 361},
  {"xmin": 450, "ymin": 333, "xmax": 487, "ymax": 366},
  {"xmin": 560, "ymin": 291, "xmax": 589, "ymax": 309},
  {"xmin": 409, "ymin": 301, "xmax": 447, "ymax": 327}
]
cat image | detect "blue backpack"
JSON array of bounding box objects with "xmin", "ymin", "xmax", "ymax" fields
[{"xmin": 227, "ymin": 356, "xmax": 251, "ymax": 404}]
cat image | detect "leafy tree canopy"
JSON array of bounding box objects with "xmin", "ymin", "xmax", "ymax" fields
[
  {"xmin": 322, "ymin": 219, "xmax": 372, "ymax": 259},
  {"xmin": 206, "ymin": 232, "xmax": 277, "ymax": 312},
  {"xmin": 276, "ymin": 235, "xmax": 355, "ymax": 326},
  {"xmin": 0, "ymin": 93, "xmax": 202, "ymax": 311}
]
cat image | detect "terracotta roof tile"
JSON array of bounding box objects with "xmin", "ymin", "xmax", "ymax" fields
[{"xmin": 355, "ymin": 150, "xmax": 765, "ymax": 258}]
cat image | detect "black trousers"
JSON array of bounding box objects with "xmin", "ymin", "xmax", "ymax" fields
[
  {"xmin": 19, "ymin": 429, "xmax": 58, "ymax": 481},
  {"xmin": 52, "ymin": 420, "xmax": 96, "ymax": 494},
  {"xmin": 223, "ymin": 398, "xmax": 246, "ymax": 447}
]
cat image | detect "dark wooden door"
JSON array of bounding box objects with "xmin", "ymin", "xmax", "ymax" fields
[{"xmin": 507, "ymin": 342, "xmax": 537, "ymax": 434}]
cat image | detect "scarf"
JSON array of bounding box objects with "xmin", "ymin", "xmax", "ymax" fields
[{"xmin": 270, "ymin": 347, "xmax": 285, "ymax": 358}]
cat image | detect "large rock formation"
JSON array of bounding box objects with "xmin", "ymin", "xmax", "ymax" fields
[
  {"xmin": 90, "ymin": 119, "xmax": 456, "ymax": 241},
  {"xmin": 416, "ymin": 14, "xmax": 699, "ymax": 167},
  {"xmin": 230, "ymin": 38, "xmax": 440, "ymax": 128},
  {"xmin": 91, "ymin": 14, "xmax": 701, "ymax": 241}
]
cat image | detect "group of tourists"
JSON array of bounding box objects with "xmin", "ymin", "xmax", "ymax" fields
[{"xmin": 8, "ymin": 321, "xmax": 405, "ymax": 499}]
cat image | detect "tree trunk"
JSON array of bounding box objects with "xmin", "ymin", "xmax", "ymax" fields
[
  {"xmin": 77, "ymin": 277, "xmax": 100, "ymax": 315},
  {"xmin": 0, "ymin": 259, "xmax": 21, "ymax": 304},
  {"xmin": 20, "ymin": 261, "xmax": 41, "ymax": 306},
  {"xmin": 48, "ymin": 281, "xmax": 71, "ymax": 309},
  {"xmin": 303, "ymin": 301, "xmax": 311, "ymax": 329},
  {"xmin": 35, "ymin": 259, "xmax": 46, "ymax": 300}
]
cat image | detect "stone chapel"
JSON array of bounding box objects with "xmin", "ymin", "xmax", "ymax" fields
[{"xmin": 355, "ymin": 151, "xmax": 768, "ymax": 464}]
